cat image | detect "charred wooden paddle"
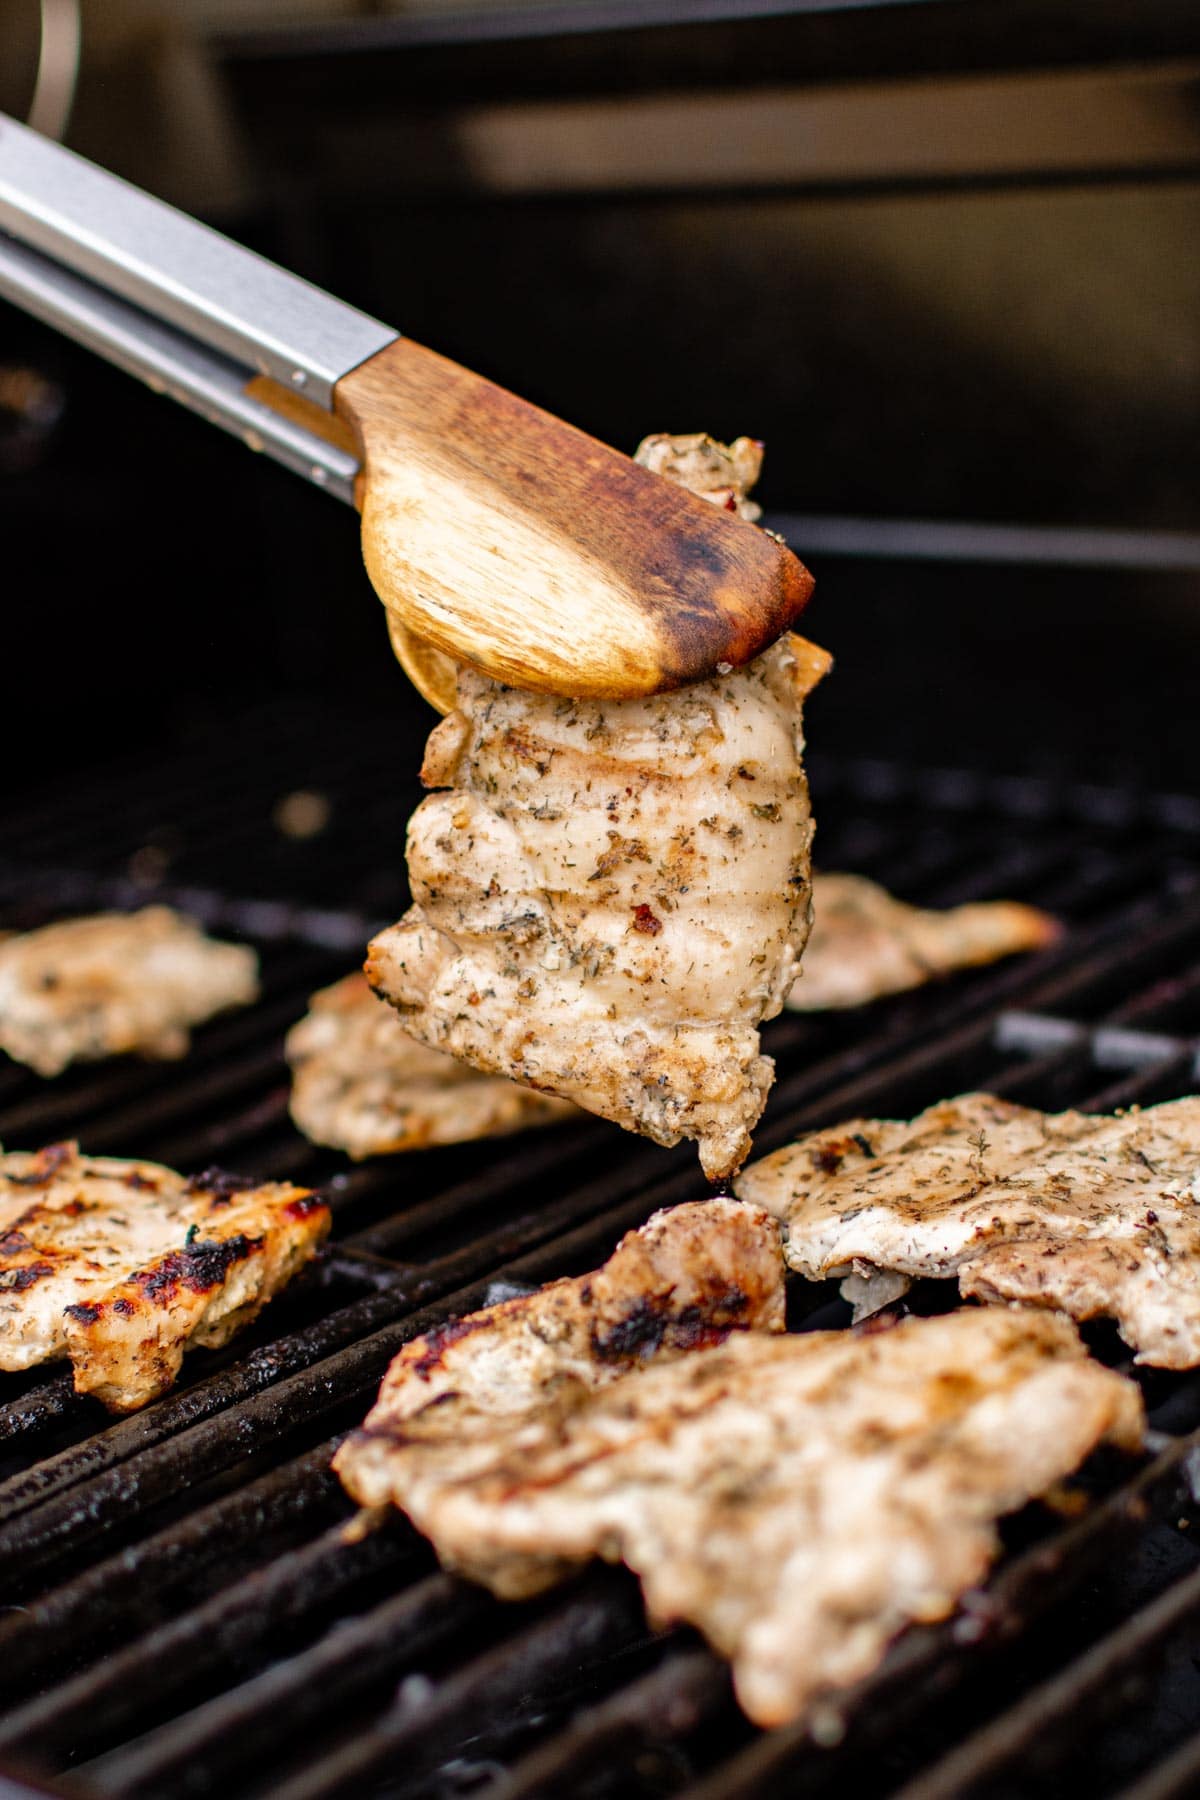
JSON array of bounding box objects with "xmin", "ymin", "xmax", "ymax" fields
[{"xmin": 0, "ymin": 115, "xmax": 813, "ymax": 708}]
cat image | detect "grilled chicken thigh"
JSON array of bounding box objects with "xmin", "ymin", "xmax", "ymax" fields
[
  {"xmin": 789, "ymin": 874, "xmax": 1059, "ymax": 1011},
  {"xmin": 336, "ymin": 1197, "xmax": 787, "ymax": 1594},
  {"xmin": 737, "ymin": 1092, "xmax": 1200, "ymax": 1366},
  {"xmin": 0, "ymin": 909, "xmax": 259, "ymax": 1077},
  {"xmin": 367, "ymin": 433, "xmax": 827, "ymax": 1180},
  {"xmin": 368, "ymin": 630, "xmax": 827, "ymax": 1179},
  {"xmin": 287, "ymin": 972, "xmax": 575, "ymax": 1158},
  {"xmin": 336, "ymin": 1214, "xmax": 1141, "ymax": 1728},
  {"xmin": 0, "ymin": 1143, "xmax": 328, "ymax": 1409}
]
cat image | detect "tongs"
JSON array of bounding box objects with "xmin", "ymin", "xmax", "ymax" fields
[{"xmin": 0, "ymin": 115, "xmax": 813, "ymax": 712}]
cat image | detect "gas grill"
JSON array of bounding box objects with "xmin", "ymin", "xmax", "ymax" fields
[
  {"xmin": 1, "ymin": 717, "xmax": 1200, "ymax": 1800},
  {"xmin": 3, "ymin": 0, "xmax": 1200, "ymax": 1793}
]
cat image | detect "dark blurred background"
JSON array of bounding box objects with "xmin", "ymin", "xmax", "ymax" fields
[{"xmin": 3, "ymin": 0, "xmax": 1200, "ymax": 816}]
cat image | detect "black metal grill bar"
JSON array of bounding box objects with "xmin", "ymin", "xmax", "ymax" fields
[
  {"xmin": 866, "ymin": 823, "xmax": 1103, "ymax": 919},
  {"xmin": 84, "ymin": 1578, "xmax": 625, "ymax": 1799},
  {"xmin": 339, "ymin": 1117, "xmax": 622, "ymax": 1259},
  {"xmin": 0, "ymin": 1511, "xmax": 418, "ymax": 1764},
  {"xmin": 0, "ymin": 1389, "xmax": 342, "ymax": 1600},
  {"xmin": 0, "ymin": 1373, "xmax": 76, "ymax": 1447},
  {"xmin": 807, "ymin": 756, "xmax": 1200, "ymax": 842},
  {"xmin": 978, "ymin": 1022, "xmax": 1194, "ymax": 1130},
  {"xmin": 995, "ymin": 1014, "xmax": 1188, "ymax": 1071},
  {"xmin": 25, "ymin": 1040, "xmax": 289, "ymax": 1163},
  {"xmin": 1117, "ymin": 1727, "xmax": 1200, "ymax": 1800},
  {"xmin": 769, "ymin": 889, "xmax": 1143, "ymax": 1114},
  {"xmin": 0, "ymin": 1769, "xmax": 69, "ymax": 1800},
  {"xmin": 980, "ymin": 951, "xmax": 1200, "ymax": 1110},
  {"xmin": 1003, "ymin": 1004, "xmax": 1199, "ymax": 1067},
  {"xmin": 146, "ymin": 1101, "xmax": 302, "ymax": 1182},
  {"xmin": 895, "ymin": 832, "xmax": 1085, "ymax": 913},
  {"xmin": 0, "ymin": 1000, "xmax": 305, "ymax": 1152},
  {"xmin": 990, "ymin": 1027, "xmax": 1198, "ymax": 1108},
  {"xmin": 985, "ymin": 1033, "xmax": 1117, "ymax": 1106},
  {"xmin": 0, "ymin": 863, "xmax": 380, "ymax": 957},
  {"xmin": 827, "ymin": 818, "xmax": 1056, "ymax": 914},
  {"xmin": 1076, "ymin": 1052, "xmax": 1199, "ymax": 1115},
  {"xmin": 889, "ymin": 1561, "xmax": 1200, "ymax": 1800},
  {"xmin": 916, "ymin": 841, "xmax": 1151, "ymax": 922},
  {"xmin": 320, "ymin": 1246, "xmax": 416, "ymax": 1290},
  {"xmin": 497, "ymin": 1649, "xmax": 733, "ymax": 1799},
  {"xmin": 0, "ymin": 1443, "xmax": 342, "ymax": 1697},
  {"xmin": 78, "ymin": 1572, "xmax": 488, "ymax": 1796},
  {"xmin": 1083, "ymin": 959, "xmax": 1200, "ymax": 1029},
  {"xmin": 235, "ymin": 1576, "xmax": 653, "ymax": 1800}
]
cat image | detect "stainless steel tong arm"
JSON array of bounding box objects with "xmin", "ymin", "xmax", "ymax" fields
[{"xmin": 0, "ymin": 113, "xmax": 398, "ymax": 499}]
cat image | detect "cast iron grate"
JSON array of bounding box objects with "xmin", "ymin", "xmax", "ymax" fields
[{"xmin": 1, "ymin": 724, "xmax": 1200, "ymax": 1800}]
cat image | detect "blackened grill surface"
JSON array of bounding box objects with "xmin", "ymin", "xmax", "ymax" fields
[{"xmin": 2, "ymin": 719, "xmax": 1200, "ymax": 1800}]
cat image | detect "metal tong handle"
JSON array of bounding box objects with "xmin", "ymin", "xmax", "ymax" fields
[{"xmin": 0, "ymin": 113, "xmax": 398, "ymax": 499}]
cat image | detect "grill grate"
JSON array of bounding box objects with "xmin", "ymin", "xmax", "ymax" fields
[{"xmin": 2, "ymin": 722, "xmax": 1200, "ymax": 1800}]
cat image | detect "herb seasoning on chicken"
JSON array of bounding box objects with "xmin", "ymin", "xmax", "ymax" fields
[
  {"xmin": 737, "ymin": 1091, "xmax": 1200, "ymax": 1365},
  {"xmin": 0, "ymin": 1143, "xmax": 328, "ymax": 1410},
  {"xmin": 367, "ymin": 436, "xmax": 829, "ymax": 1179}
]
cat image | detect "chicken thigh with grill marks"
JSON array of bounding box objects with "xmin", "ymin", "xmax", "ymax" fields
[{"xmin": 0, "ymin": 1142, "xmax": 328, "ymax": 1410}]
